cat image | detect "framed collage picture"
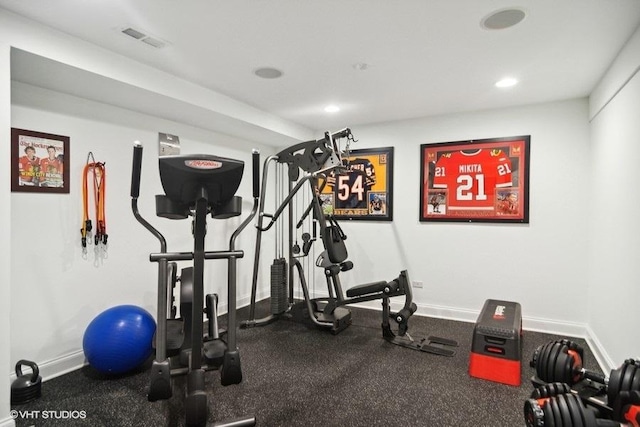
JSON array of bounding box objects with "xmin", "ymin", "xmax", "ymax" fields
[
  {"xmin": 420, "ymin": 136, "xmax": 530, "ymax": 223},
  {"xmin": 11, "ymin": 128, "xmax": 70, "ymax": 194},
  {"xmin": 318, "ymin": 146, "xmax": 394, "ymax": 221}
]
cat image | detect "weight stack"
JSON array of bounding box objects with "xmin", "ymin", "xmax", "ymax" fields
[
  {"xmin": 468, "ymin": 299, "xmax": 522, "ymax": 386},
  {"xmin": 270, "ymin": 258, "xmax": 288, "ymax": 315}
]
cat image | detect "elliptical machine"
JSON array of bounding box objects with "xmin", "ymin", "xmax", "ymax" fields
[{"xmin": 130, "ymin": 141, "xmax": 258, "ymax": 427}]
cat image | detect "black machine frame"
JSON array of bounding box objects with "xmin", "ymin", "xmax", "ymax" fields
[
  {"xmin": 130, "ymin": 142, "xmax": 258, "ymax": 427},
  {"xmin": 241, "ymin": 129, "xmax": 457, "ymax": 356}
]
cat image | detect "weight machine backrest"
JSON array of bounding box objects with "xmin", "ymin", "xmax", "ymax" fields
[{"xmin": 322, "ymin": 221, "xmax": 348, "ymax": 264}]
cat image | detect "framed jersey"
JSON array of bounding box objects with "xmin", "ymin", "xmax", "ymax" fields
[
  {"xmin": 420, "ymin": 136, "xmax": 530, "ymax": 223},
  {"xmin": 319, "ymin": 146, "xmax": 394, "ymax": 221},
  {"xmin": 11, "ymin": 128, "xmax": 70, "ymax": 194}
]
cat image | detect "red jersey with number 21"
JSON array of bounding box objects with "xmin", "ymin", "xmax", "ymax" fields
[{"xmin": 433, "ymin": 149, "xmax": 512, "ymax": 210}]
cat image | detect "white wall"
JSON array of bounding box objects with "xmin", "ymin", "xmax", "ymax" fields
[
  {"xmin": 9, "ymin": 88, "xmax": 599, "ymax": 383},
  {"xmin": 0, "ymin": 42, "xmax": 16, "ymax": 427},
  {"xmin": 587, "ymin": 25, "xmax": 640, "ymax": 367},
  {"xmin": 10, "ymin": 82, "xmax": 275, "ymax": 379},
  {"xmin": 323, "ymin": 99, "xmax": 591, "ymax": 334}
]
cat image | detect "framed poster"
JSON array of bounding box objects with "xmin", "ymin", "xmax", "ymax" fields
[
  {"xmin": 11, "ymin": 128, "xmax": 70, "ymax": 194},
  {"xmin": 319, "ymin": 146, "xmax": 393, "ymax": 221},
  {"xmin": 420, "ymin": 135, "xmax": 530, "ymax": 223}
]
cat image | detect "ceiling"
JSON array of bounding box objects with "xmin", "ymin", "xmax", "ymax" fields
[{"xmin": 2, "ymin": 1, "xmax": 640, "ymax": 133}]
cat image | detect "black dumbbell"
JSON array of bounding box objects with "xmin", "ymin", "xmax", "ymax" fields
[
  {"xmin": 524, "ymin": 382, "xmax": 640, "ymax": 427},
  {"xmin": 531, "ymin": 340, "xmax": 640, "ymax": 404},
  {"xmin": 608, "ymin": 361, "xmax": 640, "ymax": 407},
  {"xmin": 525, "ymin": 385, "xmax": 600, "ymax": 427},
  {"xmin": 611, "ymin": 390, "xmax": 640, "ymax": 426}
]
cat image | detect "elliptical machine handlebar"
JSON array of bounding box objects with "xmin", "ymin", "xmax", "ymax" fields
[
  {"xmin": 252, "ymin": 149, "xmax": 260, "ymax": 199},
  {"xmin": 130, "ymin": 141, "xmax": 143, "ymax": 198},
  {"xmin": 130, "ymin": 141, "xmax": 167, "ymax": 252}
]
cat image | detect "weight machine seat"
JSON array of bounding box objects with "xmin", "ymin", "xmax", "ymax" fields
[{"xmin": 346, "ymin": 280, "xmax": 390, "ymax": 297}]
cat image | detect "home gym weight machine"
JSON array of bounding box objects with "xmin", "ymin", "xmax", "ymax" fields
[
  {"xmin": 130, "ymin": 142, "xmax": 257, "ymax": 426},
  {"xmin": 241, "ymin": 129, "xmax": 457, "ymax": 356}
]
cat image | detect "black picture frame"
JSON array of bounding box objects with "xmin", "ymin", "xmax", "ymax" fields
[
  {"xmin": 420, "ymin": 136, "xmax": 530, "ymax": 223},
  {"xmin": 11, "ymin": 128, "xmax": 70, "ymax": 194},
  {"xmin": 318, "ymin": 146, "xmax": 394, "ymax": 221}
]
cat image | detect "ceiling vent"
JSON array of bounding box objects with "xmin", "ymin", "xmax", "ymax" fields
[{"xmin": 120, "ymin": 27, "xmax": 168, "ymax": 49}]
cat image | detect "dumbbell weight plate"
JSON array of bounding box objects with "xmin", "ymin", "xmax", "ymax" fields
[
  {"xmin": 524, "ymin": 399, "xmax": 544, "ymax": 427},
  {"xmin": 534, "ymin": 340, "xmax": 588, "ymax": 385},
  {"xmin": 554, "ymin": 346, "xmax": 574, "ymax": 384},
  {"xmin": 546, "ymin": 342, "xmax": 563, "ymax": 383},
  {"xmin": 550, "ymin": 392, "xmax": 565, "ymax": 427},
  {"xmin": 555, "ymin": 342, "xmax": 578, "ymax": 385},
  {"xmin": 609, "ymin": 361, "xmax": 639, "ymax": 404},
  {"xmin": 621, "ymin": 362, "xmax": 638, "ymax": 395},
  {"xmin": 556, "ymin": 394, "xmax": 575, "ymax": 427},
  {"xmin": 535, "ymin": 342, "xmax": 554, "ymax": 382},
  {"xmin": 630, "ymin": 364, "xmax": 640, "ymax": 393},
  {"xmin": 566, "ymin": 394, "xmax": 586, "ymax": 427},
  {"xmin": 543, "ymin": 397, "xmax": 557, "ymax": 427},
  {"xmin": 608, "ymin": 363, "xmax": 628, "ymax": 403},
  {"xmin": 553, "ymin": 382, "xmax": 572, "ymax": 397},
  {"xmin": 531, "ymin": 382, "xmax": 572, "ymax": 399}
]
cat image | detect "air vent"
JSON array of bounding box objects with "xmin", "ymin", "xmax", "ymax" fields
[
  {"xmin": 122, "ymin": 27, "xmax": 146, "ymax": 40},
  {"xmin": 141, "ymin": 37, "xmax": 166, "ymax": 49},
  {"xmin": 119, "ymin": 26, "xmax": 168, "ymax": 49}
]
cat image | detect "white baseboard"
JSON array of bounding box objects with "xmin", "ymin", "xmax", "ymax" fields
[
  {"xmin": 15, "ymin": 295, "xmax": 613, "ymax": 382},
  {"xmin": 13, "ymin": 293, "xmax": 263, "ymax": 384},
  {"xmin": 584, "ymin": 325, "xmax": 616, "ymax": 372},
  {"xmin": 354, "ymin": 299, "xmax": 613, "ymax": 373},
  {"xmin": 415, "ymin": 302, "xmax": 615, "ymax": 373},
  {"xmin": 9, "ymin": 350, "xmax": 86, "ymax": 384}
]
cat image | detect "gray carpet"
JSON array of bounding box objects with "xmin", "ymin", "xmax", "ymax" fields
[{"xmin": 10, "ymin": 303, "xmax": 599, "ymax": 427}]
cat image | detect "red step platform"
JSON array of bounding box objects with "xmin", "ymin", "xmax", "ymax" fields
[{"xmin": 468, "ymin": 299, "xmax": 522, "ymax": 386}]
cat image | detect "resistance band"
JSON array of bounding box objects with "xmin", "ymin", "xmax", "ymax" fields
[{"xmin": 80, "ymin": 153, "xmax": 108, "ymax": 252}]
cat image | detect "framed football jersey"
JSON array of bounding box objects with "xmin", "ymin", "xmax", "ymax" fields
[
  {"xmin": 319, "ymin": 146, "xmax": 394, "ymax": 221},
  {"xmin": 420, "ymin": 136, "xmax": 530, "ymax": 223}
]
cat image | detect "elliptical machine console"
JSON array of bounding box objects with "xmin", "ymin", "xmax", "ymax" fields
[
  {"xmin": 156, "ymin": 154, "xmax": 244, "ymax": 219},
  {"xmin": 131, "ymin": 142, "xmax": 258, "ymax": 427}
]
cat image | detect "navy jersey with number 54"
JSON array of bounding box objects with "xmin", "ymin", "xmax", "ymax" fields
[{"xmin": 327, "ymin": 158, "xmax": 376, "ymax": 209}]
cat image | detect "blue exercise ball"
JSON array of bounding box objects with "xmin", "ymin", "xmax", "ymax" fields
[{"xmin": 83, "ymin": 305, "xmax": 156, "ymax": 375}]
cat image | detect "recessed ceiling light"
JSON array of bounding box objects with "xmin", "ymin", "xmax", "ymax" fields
[
  {"xmin": 495, "ymin": 77, "xmax": 518, "ymax": 88},
  {"xmin": 254, "ymin": 67, "xmax": 283, "ymax": 79},
  {"xmin": 324, "ymin": 105, "xmax": 340, "ymax": 113},
  {"xmin": 481, "ymin": 8, "xmax": 526, "ymax": 30}
]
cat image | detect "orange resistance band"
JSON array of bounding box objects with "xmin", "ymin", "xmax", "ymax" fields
[{"xmin": 81, "ymin": 162, "xmax": 108, "ymax": 249}]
